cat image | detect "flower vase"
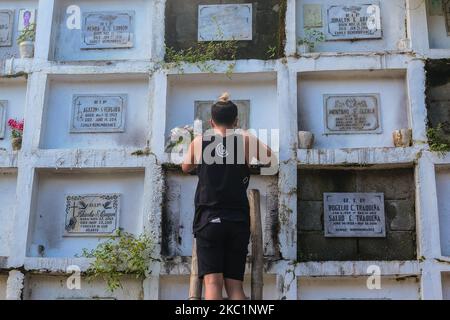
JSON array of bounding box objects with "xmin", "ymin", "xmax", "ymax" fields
[
  {"xmin": 19, "ymin": 41, "xmax": 34, "ymax": 58},
  {"xmin": 11, "ymin": 137, "xmax": 22, "ymax": 151}
]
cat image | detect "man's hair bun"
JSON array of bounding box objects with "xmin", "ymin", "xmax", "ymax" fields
[{"xmin": 218, "ymin": 92, "xmax": 230, "ymax": 103}]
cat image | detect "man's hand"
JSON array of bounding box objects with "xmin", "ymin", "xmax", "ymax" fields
[{"xmin": 182, "ymin": 135, "xmax": 202, "ymax": 174}]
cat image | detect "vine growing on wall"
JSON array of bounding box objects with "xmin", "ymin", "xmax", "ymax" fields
[
  {"xmin": 164, "ymin": 18, "xmax": 238, "ymax": 77},
  {"xmin": 425, "ymin": 59, "xmax": 450, "ymax": 156},
  {"xmin": 164, "ymin": 40, "xmax": 238, "ymax": 76},
  {"xmin": 277, "ymin": 0, "xmax": 287, "ymax": 58},
  {"xmin": 427, "ymin": 124, "xmax": 450, "ymax": 155},
  {"xmin": 80, "ymin": 229, "xmax": 157, "ymax": 292}
]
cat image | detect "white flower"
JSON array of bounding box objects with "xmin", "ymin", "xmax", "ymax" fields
[{"xmin": 166, "ymin": 125, "xmax": 195, "ymax": 153}]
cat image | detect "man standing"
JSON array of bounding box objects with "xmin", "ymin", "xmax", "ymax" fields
[{"xmin": 182, "ymin": 92, "xmax": 275, "ymax": 300}]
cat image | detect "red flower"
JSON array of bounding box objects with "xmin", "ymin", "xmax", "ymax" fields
[{"xmin": 7, "ymin": 118, "xmax": 24, "ymax": 131}]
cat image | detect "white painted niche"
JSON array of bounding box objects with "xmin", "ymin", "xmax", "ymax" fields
[
  {"xmin": 52, "ymin": 0, "xmax": 152, "ymax": 61},
  {"xmin": 0, "ymin": 169, "xmax": 17, "ymax": 258},
  {"xmin": 0, "ymin": 0, "xmax": 38, "ymax": 60},
  {"xmin": 426, "ymin": 0, "xmax": 450, "ymax": 49},
  {"xmin": 296, "ymin": 0, "xmax": 407, "ymax": 53},
  {"xmin": 435, "ymin": 166, "xmax": 450, "ymax": 257},
  {"xmin": 165, "ymin": 73, "xmax": 279, "ymax": 149},
  {"xmin": 23, "ymin": 274, "xmax": 143, "ymax": 300},
  {"xmin": 40, "ymin": 74, "xmax": 150, "ymax": 150},
  {"xmin": 159, "ymin": 275, "xmax": 278, "ymax": 300},
  {"xmin": 163, "ymin": 172, "xmax": 278, "ymax": 258},
  {"xmin": 298, "ymin": 276, "xmax": 420, "ymax": 300},
  {"xmin": 26, "ymin": 168, "xmax": 145, "ymax": 258},
  {"xmin": 0, "ymin": 78, "xmax": 26, "ymax": 152},
  {"xmin": 297, "ymin": 70, "xmax": 409, "ymax": 149}
]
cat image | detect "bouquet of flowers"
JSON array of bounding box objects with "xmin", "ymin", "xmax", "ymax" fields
[
  {"xmin": 165, "ymin": 125, "xmax": 195, "ymax": 164},
  {"xmin": 8, "ymin": 119, "xmax": 24, "ymax": 151},
  {"xmin": 165, "ymin": 125, "xmax": 194, "ymax": 151}
]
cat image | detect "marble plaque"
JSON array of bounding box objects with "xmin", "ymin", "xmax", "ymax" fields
[
  {"xmin": 0, "ymin": 10, "xmax": 14, "ymax": 47},
  {"xmin": 81, "ymin": 11, "xmax": 134, "ymax": 49},
  {"xmin": 323, "ymin": 94, "xmax": 382, "ymax": 134},
  {"xmin": 304, "ymin": 4, "xmax": 323, "ymax": 28},
  {"xmin": 70, "ymin": 94, "xmax": 127, "ymax": 133},
  {"xmin": 324, "ymin": 193, "xmax": 386, "ymax": 237},
  {"xmin": 427, "ymin": 0, "xmax": 444, "ymax": 16},
  {"xmin": 198, "ymin": 4, "xmax": 252, "ymax": 41},
  {"xmin": 326, "ymin": 4, "xmax": 382, "ymax": 40},
  {"xmin": 64, "ymin": 194, "xmax": 120, "ymax": 236},
  {"xmin": 18, "ymin": 8, "xmax": 36, "ymax": 31},
  {"xmin": 445, "ymin": 0, "xmax": 450, "ymax": 35},
  {"xmin": 0, "ymin": 101, "xmax": 6, "ymax": 139},
  {"xmin": 194, "ymin": 100, "xmax": 250, "ymax": 133}
]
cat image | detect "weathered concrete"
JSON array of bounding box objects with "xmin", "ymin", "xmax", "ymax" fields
[
  {"xmin": 165, "ymin": 0, "xmax": 284, "ymax": 60},
  {"xmin": 297, "ymin": 168, "xmax": 417, "ymax": 261},
  {"xmin": 426, "ymin": 59, "xmax": 450, "ymax": 144}
]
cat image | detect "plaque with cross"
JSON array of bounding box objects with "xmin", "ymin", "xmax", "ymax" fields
[{"xmin": 64, "ymin": 194, "xmax": 121, "ymax": 236}]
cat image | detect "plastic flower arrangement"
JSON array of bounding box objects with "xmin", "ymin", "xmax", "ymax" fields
[
  {"xmin": 7, "ymin": 119, "xmax": 24, "ymax": 151},
  {"xmin": 8, "ymin": 119, "xmax": 24, "ymax": 138},
  {"xmin": 165, "ymin": 125, "xmax": 195, "ymax": 151},
  {"xmin": 165, "ymin": 125, "xmax": 195, "ymax": 164}
]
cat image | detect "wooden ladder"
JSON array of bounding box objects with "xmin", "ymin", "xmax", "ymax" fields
[{"xmin": 188, "ymin": 189, "xmax": 264, "ymax": 300}]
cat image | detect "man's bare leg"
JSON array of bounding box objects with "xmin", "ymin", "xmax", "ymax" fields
[
  {"xmin": 224, "ymin": 278, "xmax": 247, "ymax": 300},
  {"xmin": 204, "ymin": 273, "xmax": 224, "ymax": 300}
]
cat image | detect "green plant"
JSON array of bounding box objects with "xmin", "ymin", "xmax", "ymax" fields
[
  {"xmin": 164, "ymin": 19, "xmax": 238, "ymax": 75},
  {"xmin": 298, "ymin": 28, "xmax": 325, "ymax": 51},
  {"xmin": 267, "ymin": 45, "xmax": 277, "ymax": 59},
  {"xmin": 16, "ymin": 23, "xmax": 36, "ymax": 44},
  {"xmin": 165, "ymin": 39, "xmax": 238, "ymax": 74},
  {"xmin": 427, "ymin": 124, "xmax": 450, "ymax": 155},
  {"xmin": 81, "ymin": 229, "xmax": 156, "ymax": 292}
]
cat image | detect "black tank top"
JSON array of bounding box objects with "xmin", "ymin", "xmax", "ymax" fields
[{"xmin": 193, "ymin": 133, "xmax": 250, "ymax": 234}]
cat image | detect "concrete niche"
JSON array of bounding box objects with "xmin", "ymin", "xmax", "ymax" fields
[
  {"xmin": 0, "ymin": 78, "xmax": 26, "ymax": 151},
  {"xmin": 298, "ymin": 276, "xmax": 420, "ymax": 300},
  {"xmin": 165, "ymin": 0, "xmax": 284, "ymax": 60},
  {"xmin": 0, "ymin": 170, "xmax": 17, "ymax": 258},
  {"xmin": 443, "ymin": 272, "xmax": 450, "ymax": 300},
  {"xmin": 40, "ymin": 74, "xmax": 150, "ymax": 150},
  {"xmin": 297, "ymin": 167, "xmax": 416, "ymax": 262},
  {"xmin": 162, "ymin": 171, "xmax": 279, "ymax": 258},
  {"xmin": 52, "ymin": 0, "xmax": 152, "ymax": 61},
  {"xmin": 436, "ymin": 166, "xmax": 450, "ymax": 256},
  {"xmin": 0, "ymin": 274, "xmax": 6, "ymax": 300},
  {"xmin": 166, "ymin": 73, "xmax": 278, "ymax": 149},
  {"xmin": 426, "ymin": 0, "xmax": 450, "ymax": 49},
  {"xmin": 159, "ymin": 275, "xmax": 278, "ymax": 300},
  {"xmin": 296, "ymin": 0, "xmax": 407, "ymax": 53},
  {"xmin": 23, "ymin": 274, "xmax": 143, "ymax": 300},
  {"xmin": 426, "ymin": 59, "xmax": 450, "ymax": 146},
  {"xmin": 26, "ymin": 169, "xmax": 145, "ymax": 258},
  {"xmin": 298, "ymin": 70, "xmax": 409, "ymax": 149},
  {"xmin": 0, "ymin": 0, "xmax": 39, "ymax": 59}
]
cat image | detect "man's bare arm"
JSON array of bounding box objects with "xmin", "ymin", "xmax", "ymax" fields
[
  {"xmin": 182, "ymin": 136, "xmax": 202, "ymax": 173},
  {"xmin": 244, "ymin": 131, "xmax": 277, "ymax": 166}
]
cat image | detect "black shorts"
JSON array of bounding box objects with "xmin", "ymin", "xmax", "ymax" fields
[{"xmin": 196, "ymin": 219, "xmax": 250, "ymax": 281}]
